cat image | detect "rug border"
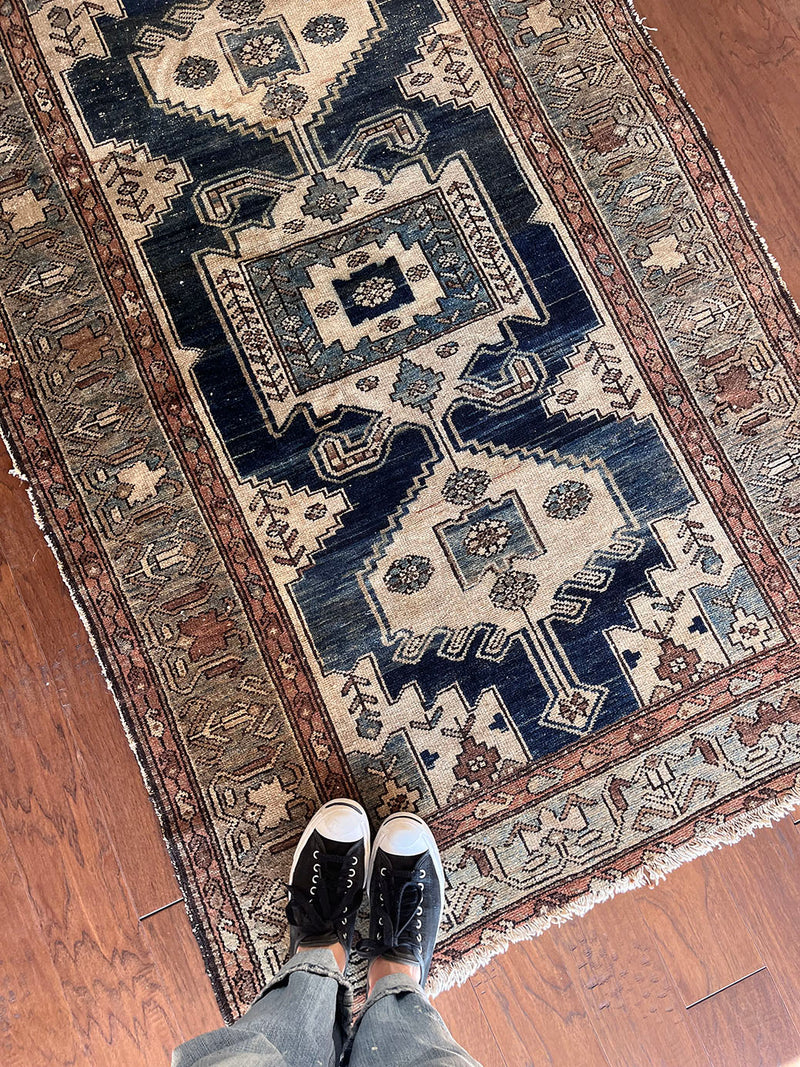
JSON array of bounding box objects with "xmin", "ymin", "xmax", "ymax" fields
[{"xmin": 619, "ymin": 0, "xmax": 800, "ymax": 333}]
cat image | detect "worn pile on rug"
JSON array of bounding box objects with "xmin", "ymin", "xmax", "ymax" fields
[{"xmin": 2, "ymin": 0, "xmax": 800, "ymax": 1021}]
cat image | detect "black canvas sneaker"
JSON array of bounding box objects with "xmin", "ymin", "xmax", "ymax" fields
[
  {"xmin": 286, "ymin": 798, "xmax": 371, "ymax": 963},
  {"xmin": 357, "ymin": 812, "xmax": 444, "ymax": 987}
]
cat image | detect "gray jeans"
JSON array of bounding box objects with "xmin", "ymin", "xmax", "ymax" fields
[{"xmin": 173, "ymin": 949, "xmax": 482, "ymax": 1067}]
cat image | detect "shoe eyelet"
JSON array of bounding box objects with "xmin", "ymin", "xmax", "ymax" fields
[
  {"xmin": 380, "ymin": 867, "xmax": 387, "ymax": 876},
  {"xmin": 416, "ymin": 919, "xmax": 422, "ymax": 928},
  {"xmin": 346, "ymin": 879, "xmax": 353, "ymax": 888},
  {"xmin": 419, "ymin": 869, "xmax": 426, "ymax": 878},
  {"xmin": 310, "ymin": 886, "xmax": 316, "ymax": 896},
  {"xmin": 417, "ymin": 934, "xmax": 422, "ymax": 942},
  {"xmin": 313, "ymin": 863, "xmax": 321, "ymax": 873},
  {"xmin": 313, "ymin": 850, "xmax": 320, "ymax": 859},
  {"xmin": 416, "ymin": 907, "xmax": 422, "ymax": 915}
]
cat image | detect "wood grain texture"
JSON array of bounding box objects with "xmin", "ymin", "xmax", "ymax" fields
[
  {"xmin": 434, "ymin": 980, "xmax": 508, "ymax": 1067},
  {"xmin": 708, "ymin": 819, "xmax": 800, "ymax": 1038},
  {"xmin": 688, "ymin": 969, "xmax": 800, "ymax": 1067},
  {"xmin": 555, "ymin": 893, "xmax": 713, "ymax": 1067},
  {"xmin": 0, "ymin": 450, "xmax": 182, "ymax": 917},
  {"xmin": 466, "ymin": 940, "xmax": 611, "ymax": 1067},
  {"xmin": 140, "ymin": 903, "xmax": 224, "ymax": 1047},
  {"xmin": 635, "ymin": 854, "xmax": 763, "ymax": 1005},
  {"xmin": 0, "ymin": 813, "xmax": 83, "ymax": 1067},
  {"xmin": 0, "ymin": 546, "xmax": 181, "ymax": 1066}
]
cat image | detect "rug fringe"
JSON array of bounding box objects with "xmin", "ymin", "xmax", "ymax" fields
[{"xmin": 428, "ymin": 782, "xmax": 800, "ymax": 996}]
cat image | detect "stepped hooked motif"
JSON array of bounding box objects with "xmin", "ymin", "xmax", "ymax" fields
[{"xmin": 2, "ymin": 0, "xmax": 800, "ymax": 1018}]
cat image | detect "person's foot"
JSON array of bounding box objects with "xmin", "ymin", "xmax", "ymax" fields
[
  {"xmin": 357, "ymin": 812, "xmax": 444, "ymax": 989},
  {"xmin": 286, "ymin": 799, "xmax": 371, "ymax": 968}
]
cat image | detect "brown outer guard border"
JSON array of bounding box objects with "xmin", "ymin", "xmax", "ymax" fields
[{"xmin": 1, "ymin": 0, "xmax": 800, "ymax": 1013}]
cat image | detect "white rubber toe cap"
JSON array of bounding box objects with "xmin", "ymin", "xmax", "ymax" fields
[
  {"xmin": 376, "ymin": 814, "xmax": 433, "ymax": 856},
  {"xmin": 314, "ymin": 800, "xmax": 369, "ymax": 843}
]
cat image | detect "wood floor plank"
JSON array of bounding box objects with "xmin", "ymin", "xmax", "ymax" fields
[
  {"xmin": 555, "ymin": 891, "xmax": 712, "ymax": 1067},
  {"xmin": 635, "ymin": 853, "xmax": 763, "ymax": 1005},
  {"xmin": 461, "ymin": 939, "xmax": 611, "ymax": 1067},
  {"xmin": 434, "ymin": 979, "xmax": 508, "ymax": 1067},
  {"xmin": 0, "ymin": 812, "xmax": 83, "ymax": 1067},
  {"xmin": 140, "ymin": 902, "xmax": 224, "ymax": 1047},
  {"xmin": 708, "ymin": 819, "xmax": 800, "ymax": 1037},
  {"xmin": 0, "ymin": 449, "xmax": 182, "ymax": 917},
  {"xmin": 688, "ymin": 969, "xmax": 800, "ymax": 1067},
  {"xmin": 0, "ymin": 547, "xmax": 181, "ymax": 1066}
]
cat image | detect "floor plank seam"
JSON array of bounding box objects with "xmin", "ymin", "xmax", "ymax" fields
[
  {"xmin": 464, "ymin": 977, "xmax": 511, "ymax": 1067},
  {"xmin": 685, "ymin": 967, "xmax": 767, "ymax": 1010},
  {"xmin": 138, "ymin": 898, "xmax": 184, "ymax": 922}
]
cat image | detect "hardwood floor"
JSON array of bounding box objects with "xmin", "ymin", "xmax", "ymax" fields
[{"xmin": 3, "ymin": 1, "xmax": 800, "ymax": 1063}]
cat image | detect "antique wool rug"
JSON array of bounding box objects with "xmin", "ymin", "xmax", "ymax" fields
[{"xmin": 2, "ymin": 0, "xmax": 800, "ymax": 1021}]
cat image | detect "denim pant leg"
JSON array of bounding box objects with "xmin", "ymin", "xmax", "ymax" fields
[
  {"xmin": 347, "ymin": 975, "xmax": 482, "ymax": 1067},
  {"xmin": 172, "ymin": 949, "xmax": 352, "ymax": 1067}
]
